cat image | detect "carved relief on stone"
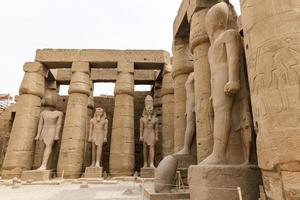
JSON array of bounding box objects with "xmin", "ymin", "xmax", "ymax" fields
[
  {"xmin": 88, "ymin": 107, "xmax": 108, "ymax": 167},
  {"xmin": 140, "ymin": 95, "xmax": 159, "ymax": 168},
  {"xmin": 35, "ymin": 110, "xmax": 64, "ymax": 170}
]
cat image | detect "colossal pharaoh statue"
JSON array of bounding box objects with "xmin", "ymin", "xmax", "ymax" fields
[
  {"xmin": 35, "ymin": 110, "xmax": 64, "ymax": 170},
  {"xmin": 188, "ymin": 2, "xmax": 260, "ymax": 200},
  {"xmin": 88, "ymin": 107, "xmax": 108, "ymax": 168},
  {"xmin": 200, "ymin": 1, "xmax": 252, "ymax": 165},
  {"xmin": 140, "ymin": 95, "xmax": 159, "ymax": 168}
]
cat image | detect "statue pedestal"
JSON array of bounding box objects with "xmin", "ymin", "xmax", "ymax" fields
[
  {"xmin": 21, "ymin": 170, "xmax": 51, "ymax": 181},
  {"xmin": 188, "ymin": 165, "xmax": 261, "ymax": 200},
  {"xmin": 84, "ymin": 167, "xmax": 102, "ymax": 178},
  {"xmin": 141, "ymin": 167, "xmax": 155, "ymax": 178}
]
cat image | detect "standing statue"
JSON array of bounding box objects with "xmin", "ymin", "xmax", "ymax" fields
[
  {"xmin": 88, "ymin": 107, "xmax": 108, "ymax": 167},
  {"xmin": 35, "ymin": 110, "xmax": 64, "ymax": 170},
  {"xmin": 176, "ymin": 72, "xmax": 195, "ymax": 155},
  {"xmin": 200, "ymin": 2, "xmax": 252, "ymax": 165},
  {"xmin": 140, "ymin": 95, "xmax": 159, "ymax": 168}
]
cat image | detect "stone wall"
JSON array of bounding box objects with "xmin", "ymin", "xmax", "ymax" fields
[{"xmin": 0, "ymin": 105, "xmax": 16, "ymax": 173}]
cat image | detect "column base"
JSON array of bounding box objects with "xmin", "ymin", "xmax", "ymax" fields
[
  {"xmin": 188, "ymin": 164, "xmax": 261, "ymax": 200},
  {"xmin": 84, "ymin": 167, "xmax": 103, "ymax": 178},
  {"xmin": 21, "ymin": 170, "xmax": 51, "ymax": 181},
  {"xmin": 141, "ymin": 167, "xmax": 155, "ymax": 178}
]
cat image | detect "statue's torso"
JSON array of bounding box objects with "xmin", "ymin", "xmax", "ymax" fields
[
  {"xmin": 141, "ymin": 116, "xmax": 157, "ymax": 146},
  {"xmin": 91, "ymin": 119, "xmax": 106, "ymax": 145},
  {"xmin": 40, "ymin": 110, "xmax": 63, "ymax": 144}
]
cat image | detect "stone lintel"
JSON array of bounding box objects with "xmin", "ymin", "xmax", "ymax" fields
[
  {"xmin": 71, "ymin": 61, "xmax": 90, "ymax": 73},
  {"xmin": 55, "ymin": 69, "xmax": 158, "ymax": 85},
  {"xmin": 35, "ymin": 49, "xmax": 170, "ymax": 69}
]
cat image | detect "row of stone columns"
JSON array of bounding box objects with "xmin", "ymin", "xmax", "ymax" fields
[{"xmin": 0, "ymin": 61, "xmax": 134, "ymax": 178}]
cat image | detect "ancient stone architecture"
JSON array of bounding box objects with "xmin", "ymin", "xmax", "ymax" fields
[
  {"xmin": 0, "ymin": 49, "xmax": 170, "ymax": 179},
  {"xmin": 1, "ymin": 1, "xmax": 300, "ymax": 199},
  {"xmin": 240, "ymin": 0, "xmax": 300, "ymax": 199}
]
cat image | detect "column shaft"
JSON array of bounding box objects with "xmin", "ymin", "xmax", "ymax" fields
[
  {"xmin": 172, "ymin": 37, "xmax": 193, "ymax": 152},
  {"xmin": 190, "ymin": 9, "xmax": 213, "ymax": 163},
  {"xmin": 109, "ymin": 62, "xmax": 134, "ymax": 176},
  {"xmin": 57, "ymin": 62, "xmax": 90, "ymax": 178},
  {"xmin": 2, "ymin": 62, "xmax": 46, "ymax": 178},
  {"xmin": 240, "ymin": 0, "xmax": 300, "ymax": 198},
  {"xmin": 161, "ymin": 66, "xmax": 175, "ymax": 157}
]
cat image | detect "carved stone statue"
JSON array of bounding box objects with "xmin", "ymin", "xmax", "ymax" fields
[
  {"xmin": 176, "ymin": 72, "xmax": 195, "ymax": 155},
  {"xmin": 140, "ymin": 95, "xmax": 159, "ymax": 168},
  {"xmin": 200, "ymin": 2, "xmax": 252, "ymax": 165},
  {"xmin": 35, "ymin": 110, "xmax": 64, "ymax": 170},
  {"xmin": 88, "ymin": 107, "xmax": 108, "ymax": 167}
]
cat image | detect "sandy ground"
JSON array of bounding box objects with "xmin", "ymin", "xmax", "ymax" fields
[{"xmin": 0, "ymin": 181, "xmax": 142, "ymax": 200}]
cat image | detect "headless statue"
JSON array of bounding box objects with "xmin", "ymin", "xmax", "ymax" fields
[
  {"xmin": 140, "ymin": 95, "xmax": 159, "ymax": 168},
  {"xmin": 200, "ymin": 2, "xmax": 252, "ymax": 165},
  {"xmin": 35, "ymin": 110, "xmax": 64, "ymax": 170},
  {"xmin": 88, "ymin": 107, "xmax": 108, "ymax": 167},
  {"xmin": 176, "ymin": 72, "xmax": 195, "ymax": 155}
]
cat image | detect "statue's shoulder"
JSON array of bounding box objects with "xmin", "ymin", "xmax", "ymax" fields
[{"xmin": 54, "ymin": 110, "xmax": 64, "ymax": 116}]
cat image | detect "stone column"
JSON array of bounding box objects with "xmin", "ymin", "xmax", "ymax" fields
[
  {"xmin": 57, "ymin": 62, "xmax": 90, "ymax": 178},
  {"xmin": 161, "ymin": 66, "xmax": 175, "ymax": 157},
  {"xmin": 190, "ymin": 8, "xmax": 213, "ymax": 163},
  {"xmin": 240, "ymin": 1, "xmax": 300, "ymax": 199},
  {"xmin": 172, "ymin": 37, "xmax": 193, "ymax": 152},
  {"xmin": 153, "ymin": 82, "xmax": 162, "ymax": 165},
  {"xmin": 2, "ymin": 62, "xmax": 47, "ymax": 178},
  {"xmin": 33, "ymin": 80, "xmax": 59, "ymax": 169},
  {"xmin": 83, "ymin": 81, "xmax": 94, "ymax": 168},
  {"xmin": 109, "ymin": 62, "xmax": 134, "ymax": 176}
]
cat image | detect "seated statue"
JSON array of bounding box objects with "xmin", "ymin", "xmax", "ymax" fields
[
  {"xmin": 35, "ymin": 110, "xmax": 64, "ymax": 170},
  {"xmin": 88, "ymin": 107, "xmax": 108, "ymax": 167},
  {"xmin": 140, "ymin": 95, "xmax": 159, "ymax": 168}
]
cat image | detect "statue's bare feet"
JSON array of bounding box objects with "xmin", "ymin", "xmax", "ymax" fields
[
  {"xmin": 175, "ymin": 148, "xmax": 190, "ymax": 155},
  {"xmin": 149, "ymin": 163, "xmax": 155, "ymax": 168},
  {"xmin": 95, "ymin": 163, "xmax": 100, "ymax": 168},
  {"xmin": 89, "ymin": 163, "xmax": 95, "ymax": 167},
  {"xmin": 37, "ymin": 166, "xmax": 46, "ymax": 170},
  {"xmin": 199, "ymin": 153, "xmax": 226, "ymax": 165},
  {"xmin": 143, "ymin": 163, "xmax": 148, "ymax": 168}
]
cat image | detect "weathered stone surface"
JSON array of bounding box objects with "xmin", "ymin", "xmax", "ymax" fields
[
  {"xmin": 240, "ymin": 0, "xmax": 300, "ymax": 198},
  {"xmin": 35, "ymin": 49, "xmax": 169, "ymax": 69},
  {"xmin": 161, "ymin": 66, "xmax": 174, "ymax": 157},
  {"xmin": 190, "ymin": 8, "xmax": 213, "ymax": 163},
  {"xmin": 109, "ymin": 62, "xmax": 135, "ymax": 176},
  {"xmin": 57, "ymin": 62, "xmax": 90, "ymax": 178},
  {"xmin": 2, "ymin": 62, "xmax": 47, "ymax": 179},
  {"xmin": 84, "ymin": 166, "xmax": 102, "ymax": 178},
  {"xmin": 188, "ymin": 165, "xmax": 261, "ymax": 200},
  {"xmin": 140, "ymin": 167, "xmax": 155, "ymax": 179},
  {"xmin": 21, "ymin": 170, "xmax": 51, "ymax": 181},
  {"xmin": 172, "ymin": 37, "xmax": 193, "ymax": 153}
]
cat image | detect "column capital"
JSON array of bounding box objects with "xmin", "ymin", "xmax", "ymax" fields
[
  {"xmin": 19, "ymin": 62, "xmax": 47, "ymax": 98},
  {"xmin": 172, "ymin": 37, "xmax": 193, "ymax": 79},
  {"xmin": 114, "ymin": 62, "xmax": 134, "ymax": 96},
  {"xmin": 68, "ymin": 62, "xmax": 90, "ymax": 95},
  {"xmin": 189, "ymin": 9, "xmax": 210, "ymax": 53}
]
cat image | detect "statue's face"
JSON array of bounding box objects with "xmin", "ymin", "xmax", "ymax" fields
[{"xmin": 95, "ymin": 108, "xmax": 104, "ymax": 117}]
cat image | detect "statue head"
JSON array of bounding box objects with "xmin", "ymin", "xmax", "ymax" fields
[
  {"xmin": 205, "ymin": 2, "xmax": 238, "ymax": 41},
  {"xmin": 144, "ymin": 95, "xmax": 154, "ymax": 120},
  {"xmin": 94, "ymin": 107, "xmax": 106, "ymax": 121}
]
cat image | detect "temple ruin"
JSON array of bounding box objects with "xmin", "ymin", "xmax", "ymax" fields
[{"xmin": 0, "ymin": 0, "xmax": 300, "ymax": 200}]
